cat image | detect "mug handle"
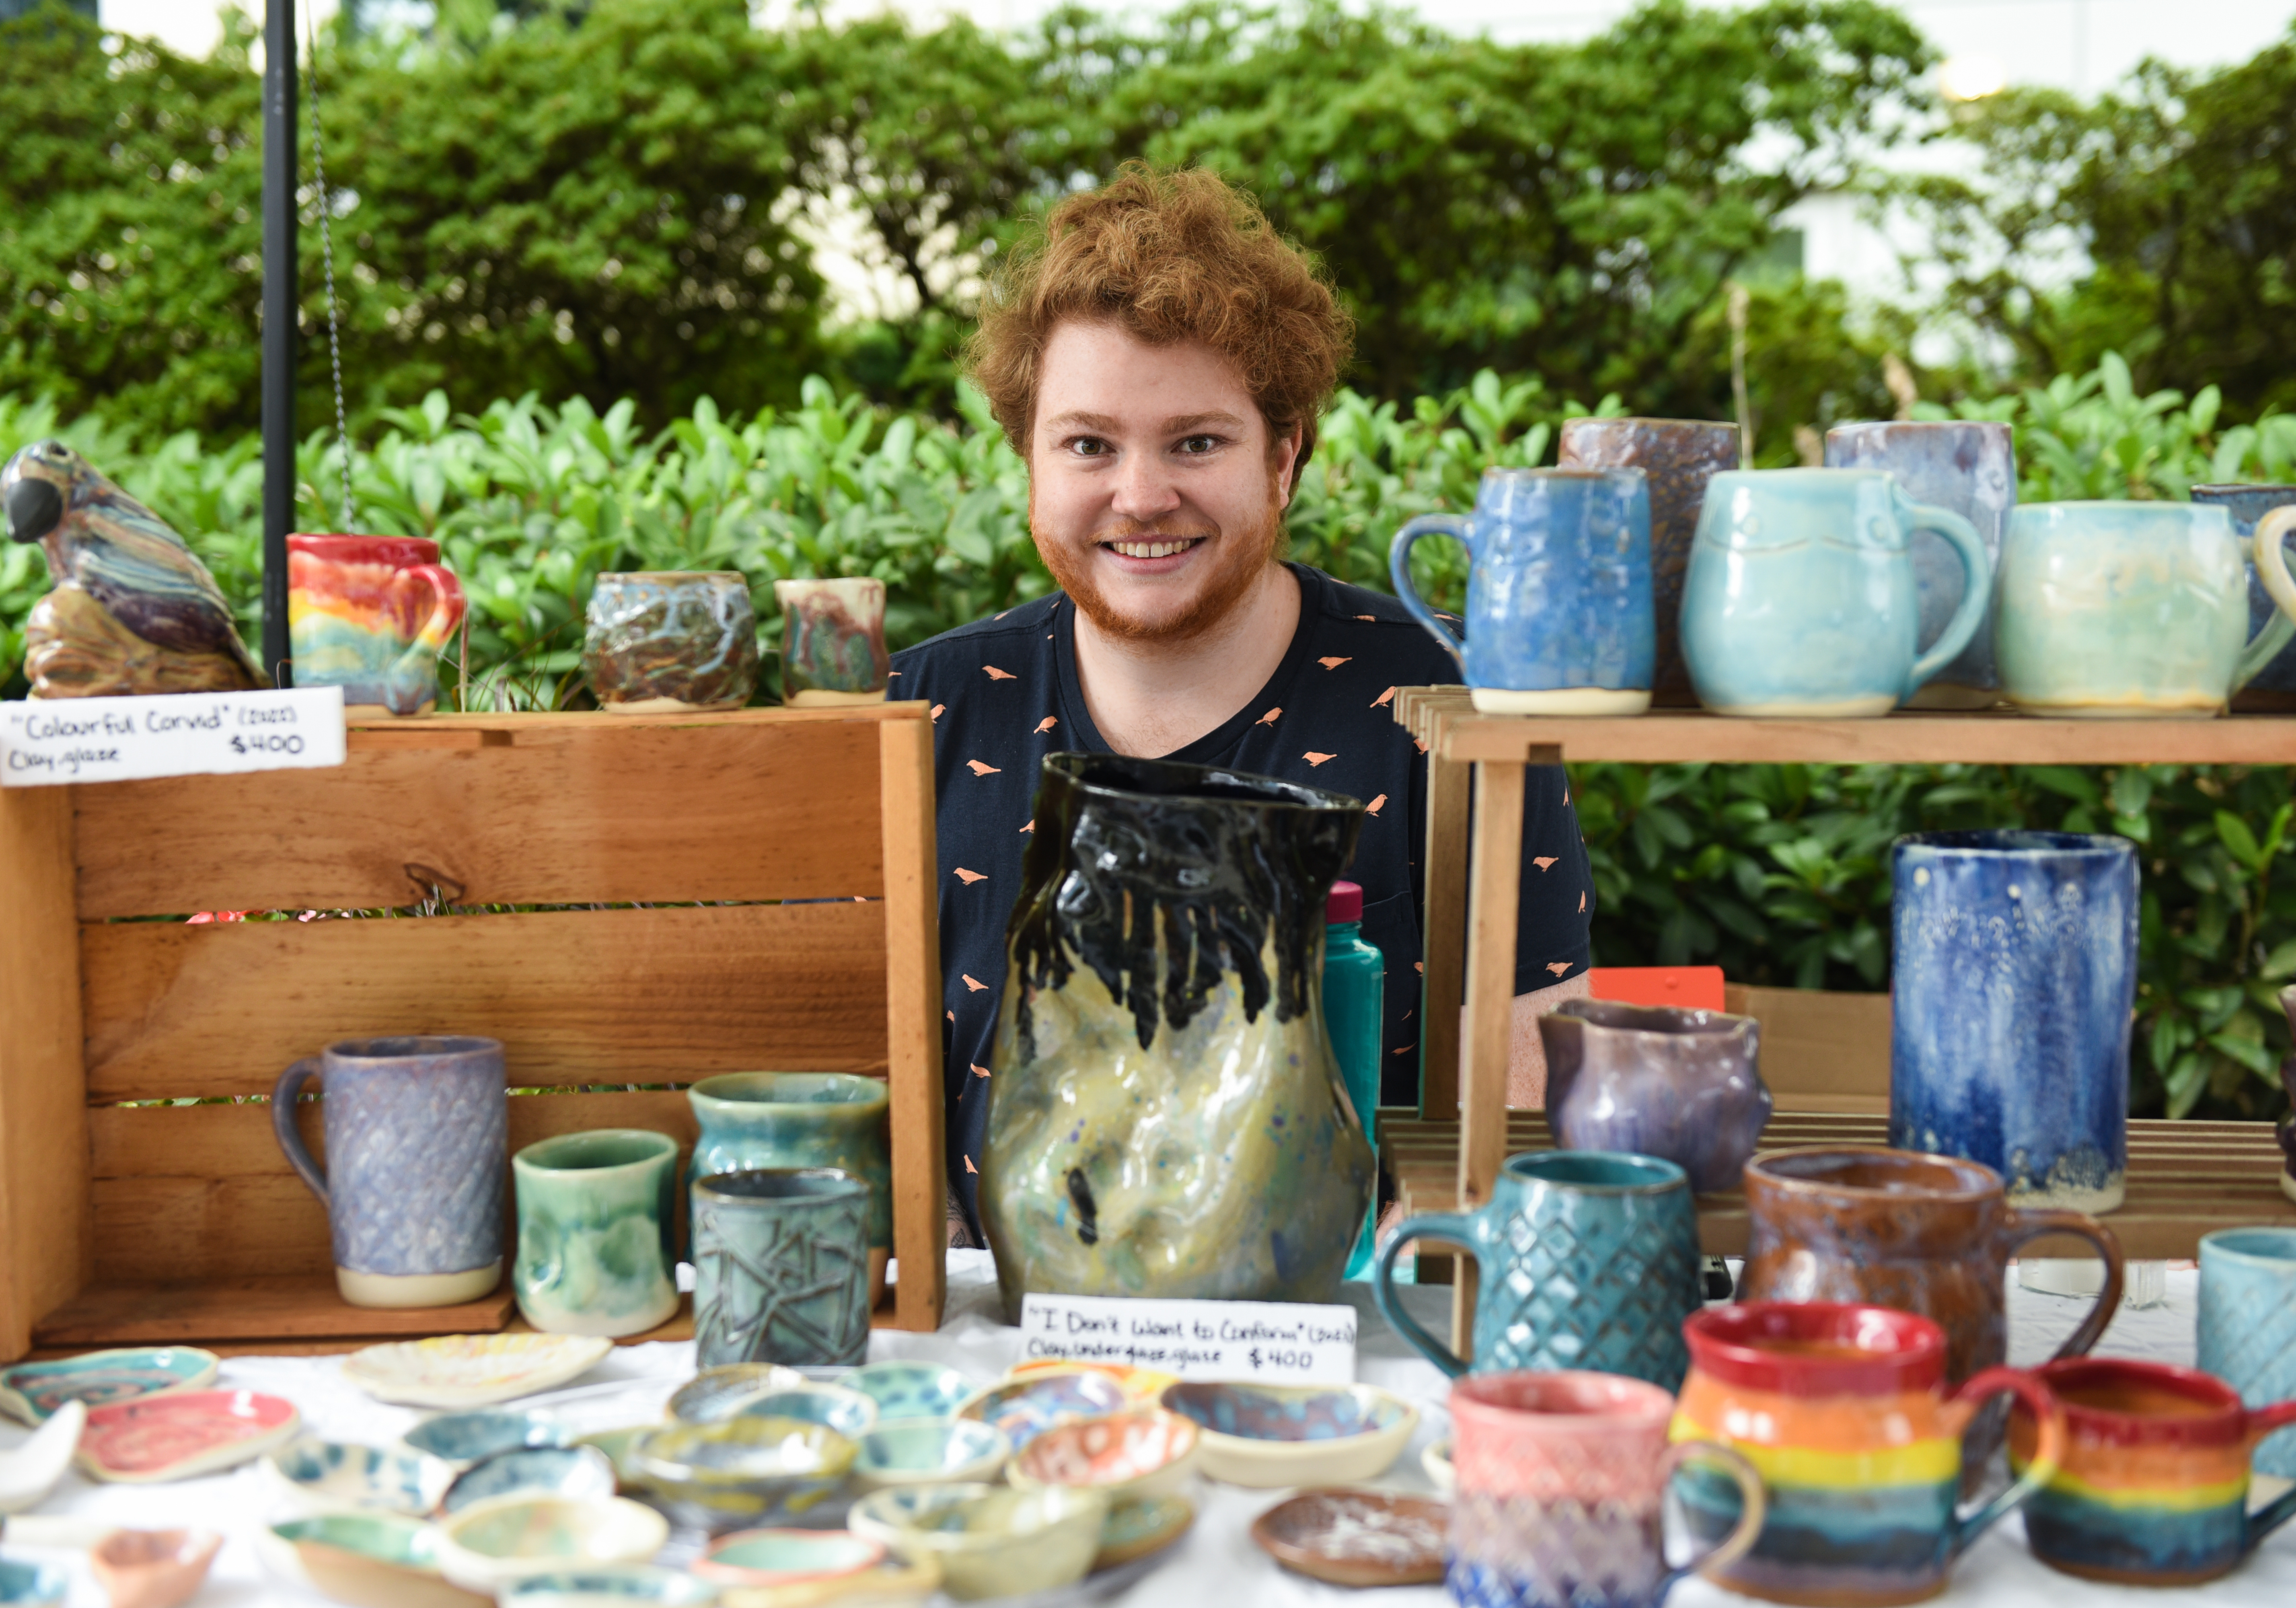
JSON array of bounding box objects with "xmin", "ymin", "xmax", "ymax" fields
[
  {"xmin": 1948, "ymin": 1366, "xmax": 2066, "ymax": 1555},
  {"xmin": 2004, "ymin": 1208, "xmax": 2125, "ymax": 1361},
  {"xmin": 384, "ymin": 563, "xmax": 467, "ymax": 709},
  {"xmin": 271, "ymin": 1057, "xmax": 328, "ymax": 1205},
  {"xmin": 1655, "ymin": 1439, "xmax": 1767, "ymax": 1603},
  {"xmin": 1898, "ymin": 494, "xmax": 1992, "ymax": 687},
  {"xmin": 1371, "ymin": 1211, "xmax": 1477, "ymax": 1377},
  {"xmin": 1388, "ymin": 514, "xmax": 1473, "ymax": 671},
  {"xmin": 2238, "ymin": 507, "xmax": 2296, "ymax": 689},
  {"xmin": 2241, "ymin": 1400, "xmax": 2296, "ymax": 1550}
]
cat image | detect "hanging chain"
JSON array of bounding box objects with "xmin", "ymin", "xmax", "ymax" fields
[{"xmin": 305, "ymin": 15, "xmax": 356, "ymax": 529}]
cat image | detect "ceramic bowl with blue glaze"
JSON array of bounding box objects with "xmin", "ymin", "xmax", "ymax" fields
[
  {"xmin": 668, "ymin": 1365, "xmax": 807, "ymax": 1426},
  {"xmin": 435, "ymin": 1495, "xmax": 670, "ymax": 1594},
  {"xmin": 853, "ymin": 1420, "xmax": 1009, "ymax": 1489},
  {"xmin": 625, "ymin": 1416, "xmax": 856, "ymax": 1531},
  {"xmin": 0, "ymin": 1347, "xmax": 220, "ymax": 1426},
  {"xmin": 731, "ymin": 1386, "xmax": 875, "ymax": 1441},
  {"xmin": 443, "ymin": 1446, "xmax": 619, "ymax": 1514},
  {"xmin": 405, "ymin": 1410, "xmax": 569, "ymax": 1469},
  {"xmin": 1158, "ymin": 1382, "xmax": 1418, "ymax": 1487},
  {"xmin": 255, "ymin": 1512, "xmax": 465, "ymax": 1607},
  {"xmin": 0, "ymin": 1560, "xmax": 66, "ymax": 1608},
  {"xmin": 502, "ymin": 1567, "xmax": 718, "ymax": 1608},
  {"xmin": 955, "ymin": 1374, "xmax": 1126, "ymax": 1451},
  {"xmin": 694, "ymin": 1528, "xmax": 885, "ymax": 1586},
  {"xmin": 847, "ymin": 1363, "xmax": 974, "ymax": 1425},
  {"xmin": 263, "ymin": 1437, "xmax": 458, "ymax": 1518},
  {"xmin": 848, "ymin": 1483, "xmax": 1108, "ymax": 1601}
]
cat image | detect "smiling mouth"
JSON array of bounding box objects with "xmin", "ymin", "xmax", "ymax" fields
[{"xmin": 1102, "ymin": 537, "xmax": 1205, "ymax": 559}]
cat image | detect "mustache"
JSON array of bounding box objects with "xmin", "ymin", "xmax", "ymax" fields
[{"xmin": 1091, "ymin": 523, "xmax": 1218, "ymax": 544}]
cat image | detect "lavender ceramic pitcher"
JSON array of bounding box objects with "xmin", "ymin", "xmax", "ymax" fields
[{"xmin": 273, "ymin": 1036, "xmax": 508, "ymax": 1308}]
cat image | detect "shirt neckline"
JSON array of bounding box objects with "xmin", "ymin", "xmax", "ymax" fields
[{"xmin": 1053, "ymin": 563, "xmax": 1330, "ymax": 764}]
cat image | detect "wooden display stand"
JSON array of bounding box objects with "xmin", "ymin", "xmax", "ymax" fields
[
  {"xmin": 0, "ymin": 703, "xmax": 947, "ymax": 1361},
  {"xmin": 1393, "ymin": 687, "xmax": 2296, "ymax": 1355}
]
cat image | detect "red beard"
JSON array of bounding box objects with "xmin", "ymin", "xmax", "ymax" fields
[{"xmin": 1034, "ymin": 496, "xmax": 1286, "ymax": 645}]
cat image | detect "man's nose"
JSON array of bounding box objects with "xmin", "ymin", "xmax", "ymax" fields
[{"xmin": 1108, "ymin": 450, "xmax": 1183, "ymax": 522}]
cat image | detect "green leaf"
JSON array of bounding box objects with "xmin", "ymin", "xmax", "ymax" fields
[{"xmin": 2217, "ymin": 810, "xmax": 2265, "ymax": 871}]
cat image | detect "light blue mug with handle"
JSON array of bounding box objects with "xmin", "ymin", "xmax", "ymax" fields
[{"xmin": 1681, "ymin": 468, "xmax": 1990, "ymax": 717}]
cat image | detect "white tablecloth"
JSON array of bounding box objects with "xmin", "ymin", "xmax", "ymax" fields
[{"xmin": 5, "ymin": 1252, "xmax": 2292, "ymax": 1607}]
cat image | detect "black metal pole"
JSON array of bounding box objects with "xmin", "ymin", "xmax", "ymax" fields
[{"xmin": 261, "ymin": 0, "xmax": 296, "ymax": 688}]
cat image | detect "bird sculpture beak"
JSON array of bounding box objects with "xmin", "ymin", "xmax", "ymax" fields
[{"xmin": 4, "ymin": 475, "xmax": 62, "ymax": 545}]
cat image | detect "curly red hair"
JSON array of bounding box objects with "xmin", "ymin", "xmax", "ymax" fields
[{"xmin": 968, "ymin": 164, "xmax": 1354, "ymax": 466}]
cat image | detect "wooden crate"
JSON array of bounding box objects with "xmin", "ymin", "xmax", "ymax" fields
[{"xmin": 0, "ymin": 704, "xmax": 947, "ymax": 1360}]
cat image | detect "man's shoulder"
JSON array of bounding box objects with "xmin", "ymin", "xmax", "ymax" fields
[
  {"xmin": 889, "ymin": 594, "xmax": 1063, "ymax": 688},
  {"xmin": 1295, "ymin": 567, "xmax": 1458, "ymax": 668}
]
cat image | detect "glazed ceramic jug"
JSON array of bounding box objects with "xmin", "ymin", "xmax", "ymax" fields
[
  {"xmin": 288, "ymin": 535, "xmax": 466, "ymax": 716},
  {"xmin": 2010, "ymin": 1358, "xmax": 2296, "ymax": 1585},
  {"xmin": 1374, "ymin": 1152, "xmax": 1703, "ymax": 1388},
  {"xmin": 1558, "ymin": 417, "xmax": 1740, "ymax": 700},
  {"xmin": 1996, "ymin": 502, "xmax": 2296, "ymax": 715},
  {"xmin": 1679, "ymin": 469, "xmax": 1990, "ymax": 716},
  {"xmin": 980, "ymin": 754, "xmax": 1372, "ymax": 1315},
  {"xmin": 582, "ymin": 571, "xmax": 758, "ymax": 712},
  {"xmin": 1535, "ymin": 999, "xmax": 1771, "ymax": 1193},
  {"xmin": 1891, "ymin": 831, "xmax": 2138, "ymax": 1211},
  {"xmin": 1390, "ymin": 466, "xmax": 1655, "ymax": 714},
  {"xmin": 2198, "ymin": 1227, "xmax": 2296, "ymax": 1478},
  {"xmin": 272, "ymin": 1036, "xmax": 508, "ymax": 1308},
  {"xmin": 775, "ymin": 577, "xmax": 891, "ymax": 705},
  {"xmin": 687, "ymin": 1073, "xmax": 891, "ymax": 1299},
  {"xmin": 1673, "ymin": 1302, "xmax": 2066, "ymax": 1607}
]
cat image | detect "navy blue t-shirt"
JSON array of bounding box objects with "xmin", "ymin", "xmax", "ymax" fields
[{"xmin": 891, "ymin": 563, "xmax": 1595, "ymax": 1239}]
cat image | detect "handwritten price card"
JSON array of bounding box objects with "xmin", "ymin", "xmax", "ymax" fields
[
  {"xmin": 2, "ymin": 687, "xmax": 347, "ymax": 787},
  {"xmin": 1017, "ymin": 1293, "xmax": 1357, "ymax": 1383}
]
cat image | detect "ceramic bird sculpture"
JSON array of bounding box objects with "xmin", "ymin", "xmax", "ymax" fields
[{"xmin": 3, "ymin": 439, "xmax": 265, "ymax": 697}]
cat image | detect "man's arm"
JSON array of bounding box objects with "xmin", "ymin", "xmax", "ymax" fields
[{"xmin": 1507, "ymin": 971, "xmax": 1594, "ymax": 1109}]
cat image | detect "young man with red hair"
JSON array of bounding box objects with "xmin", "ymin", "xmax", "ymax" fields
[{"xmin": 894, "ymin": 165, "xmax": 1592, "ymax": 1244}]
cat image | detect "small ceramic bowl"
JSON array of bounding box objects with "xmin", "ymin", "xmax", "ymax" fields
[
  {"xmin": 434, "ymin": 1495, "xmax": 670, "ymax": 1593},
  {"xmin": 847, "ymin": 1483, "xmax": 1109, "ymax": 1602},
  {"xmin": 576, "ymin": 1426, "xmax": 654, "ymax": 1484},
  {"xmin": 90, "ymin": 1529, "xmax": 223, "ymax": 1608},
  {"xmin": 0, "ymin": 1400, "xmax": 84, "ymax": 1514},
  {"xmin": 259, "ymin": 1513, "xmax": 489, "ymax": 1608},
  {"xmin": 732, "ymin": 1386, "xmax": 876, "ymax": 1442},
  {"xmin": 853, "ymin": 1421, "xmax": 1008, "ymax": 1489},
  {"xmin": 0, "ymin": 1347, "xmax": 219, "ymax": 1425},
  {"xmin": 77, "ymin": 1388, "xmax": 300, "ymax": 1483},
  {"xmin": 405, "ymin": 1410, "xmax": 570, "ymax": 1468},
  {"xmin": 1003, "ymin": 1359, "xmax": 1179, "ymax": 1406},
  {"xmin": 265, "ymin": 1437, "xmax": 458, "ymax": 1518},
  {"xmin": 501, "ymin": 1566, "xmax": 719, "ymax": 1608},
  {"xmin": 669, "ymin": 1365, "xmax": 807, "ymax": 1425},
  {"xmin": 955, "ymin": 1373, "xmax": 1126, "ymax": 1451},
  {"xmin": 346, "ymin": 1335, "xmax": 615, "ymax": 1410},
  {"xmin": 1422, "ymin": 1438, "xmax": 1454, "ymax": 1495},
  {"xmin": 625, "ymin": 1416, "xmax": 855, "ymax": 1530},
  {"xmin": 693, "ymin": 1529, "xmax": 885, "ymax": 1587},
  {"xmin": 0, "ymin": 1560, "xmax": 66, "ymax": 1608},
  {"xmin": 1251, "ymin": 1489, "xmax": 1447, "ymax": 1586},
  {"xmin": 1158, "ymin": 1382, "xmax": 1418, "ymax": 1488},
  {"xmin": 1006, "ymin": 1407, "xmax": 1199, "ymax": 1503},
  {"xmin": 1094, "ymin": 1494, "xmax": 1194, "ymax": 1571},
  {"xmin": 443, "ymin": 1445, "xmax": 619, "ymax": 1514},
  {"xmin": 845, "ymin": 1363, "xmax": 974, "ymax": 1425}
]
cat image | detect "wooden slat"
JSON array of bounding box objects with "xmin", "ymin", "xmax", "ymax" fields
[
  {"xmin": 1723, "ymin": 984, "xmax": 1891, "ymax": 1111},
  {"xmin": 1456, "ymin": 757, "xmax": 1533, "ymax": 1360},
  {"xmin": 82, "ymin": 901, "xmax": 888, "ymax": 1101},
  {"xmin": 0, "ymin": 788, "xmax": 90, "ymax": 1360},
  {"xmin": 74, "ymin": 709, "xmax": 907, "ymax": 919},
  {"xmin": 877, "ymin": 715, "xmax": 947, "ymax": 1334},
  {"xmin": 1419, "ymin": 706, "xmax": 1472, "ymax": 1119},
  {"xmin": 34, "ymin": 1277, "xmax": 517, "ymax": 1347}
]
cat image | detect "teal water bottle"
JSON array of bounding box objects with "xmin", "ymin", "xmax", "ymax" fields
[{"xmin": 1324, "ymin": 880, "xmax": 1385, "ymax": 1281}]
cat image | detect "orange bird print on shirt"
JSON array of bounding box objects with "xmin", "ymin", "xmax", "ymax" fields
[
  {"xmin": 1318, "ymin": 656, "xmax": 1352, "ymax": 670},
  {"xmin": 954, "ymin": 868, "xmax": 987, "ymax": 885},
  {"xmin": 1304, "ymin": 751, "xmax": 1336, "ymax": 767},
  {"xmin": 1254, "ymin": 707, "xmax": 1281, "ymax": 726},
  {"xmin": 983, "ymin": 665, "xmax": 1016, "ymax": 681},
  {"xmin": 1034, "ymin": 716, "xmax": 1058, "ymax": 734},
  {"xmin": 1372, "ymin": 686, "xmax": 1397, "ymax": 708},
  {"xmin": 1533, "ymin": 856, "xmax": 1558, "ymax": 872},
  {"xmin": 966, "ymin": 759, "xmax": 1001, "ymax": 776},
  {"xmin": 1366, "ymin": 794, "xmax": 1387, "ymax": 816}
]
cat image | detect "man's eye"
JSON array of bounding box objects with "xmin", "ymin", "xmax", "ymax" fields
[{"xmin": 1176, "ymin": 435, "xmax": 1221, "ymax": 455}]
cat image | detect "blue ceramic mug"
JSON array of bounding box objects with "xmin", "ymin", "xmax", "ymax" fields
[
  {"xmin": 1891, "ymin": 831, "xmax": 2138, "ymax": 1212},
  {"xmin": 2199, "ymin": 1226, "xmax": 2296, "ymax": 1479},
  {"xmin": 1373, "ymin": 1151, "xmax": 1703, "ymax": 1389},
  {"xmin": 1390, "ymin": 467, "xmax": 1655, "ymax": 715},
  {"xmin": 1680, "ymin": 468, "xmax": 1990, "ymax": 716}
]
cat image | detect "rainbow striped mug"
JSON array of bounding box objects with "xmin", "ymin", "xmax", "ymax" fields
[{"xmin": 288, "ymin": 535, "xmax": 465, "ymax": 715}]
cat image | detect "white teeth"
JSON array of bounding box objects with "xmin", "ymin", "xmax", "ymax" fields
[{"xmin": 1109, "ymin": 540, "xmax": 1194, "ymax": 559}]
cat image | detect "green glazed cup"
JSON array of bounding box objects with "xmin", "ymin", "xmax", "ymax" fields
[
  {"xmin": 688, "ymin": 1072, "xmax": 891, "ymax": 1263},
  {"xmin": 512, "ymin": 1129, "xmax": 680, "ymax": 1337}
]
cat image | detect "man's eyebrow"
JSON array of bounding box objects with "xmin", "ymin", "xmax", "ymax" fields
[
  {"xmin": 1041, "ymin": 411, "xmax": 1120, "ymax": 433},
  {"xmin": 1161, "ymin": 411, "xmax": 1247, "ymax": 434},
  {"xmin": 1038, "ymin": 410, "xmax": 1249, "ymax": 436}
]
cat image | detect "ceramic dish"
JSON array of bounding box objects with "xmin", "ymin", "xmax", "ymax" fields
[
  {"xmin": 576, "ymin": 1426, "xmax": 655, "ymax": 1482},
  {"xmin": 625, "ymin": 1416, "xmax": 855, "ymax": 1530},
  {"xmin": 502, "ymin": 1567, "xmax": 720, "ymax": 1608},
  {"xmin": 0, "ymin": 1561, "xmax": 65, "ymax": 1608},
  {"xmin": 0, "ymin": 1401, "xmax": 84, "ymax": 1514},
  {"xmin": 845, "ymin": 1363, "xmax": 974, "ymax": 1425},
  {"xmin": 847, "ymin": 1483, "xmax": 1109, "ymax": 1602},
  {"xmin": 669, "ymin": 1366, "xmax": 807, "ymax": 1425},
  {"xmin": 90, "ymin": 1528, "xmax": 223, "ymax": 1608},
  {"xmin": 955, "ymin": 1374, "xmax": 1126, "ymax": 1451},
  {"xmin": 1003, "ymin": 1360, "xmax": 1179, "ymax": 1406},
  {"xmin": 1093, "ymin": 1494, "xmax": 1194, "ymax": 1571},
  {"xmin": 434, "ymin": 1495, "xmax": 670, "ymax": 1593},
  {"xmin": 264, "ymin": 1437, "xmax": 458, "ymax": 1518},
  {"xmin": 259, "ymin": 1514, "xmax": 490, "ymax": 1608},
  {"xmin": 76, "ymin": 1388, "xmax": 300, "ymax": 1483},
  {"xmin": 1250, "ymin": 1489, "xmax": 1449, "ymax": 1586},
  {"xmin": 693, "ymin": 1530, "xmax": 886, "ymax": 1587},
  {"xmin": 1157, "ymin": 1382, "xmax": 1417, "ymax": 1488},
  {"xmin": 710, "ymin": 1558, "xmax": 943, "ymax": 1607},
  {"xmin": 1007, "ymin": 1407, "xmax": 1199, "ymax": 1503},
  {"xmin": 1421, "ymin": 1439, "xmax": 1453, "ymax": 1495},
  {"xmin": 443, "ymin": 1445, "xmax": 619, "ymax": 1513},
  {"xmin": 852, "ymin": 1420, "xmax": 1008, "ymax": 1489},
  {"xmin": 732, "ymin": 1387, "xmax": 875, "ymax": 1441},
  {"xmin": 0, "ymin": 1348, "xmax": 219, "ymax": 1425},
  {"xmin": 405, "ymin": 1409, "xmax": 569, "ymax": 1467},
  {"xmin": 345, "ymin": 1335, "xmax": 615, "ymax": 1409}
]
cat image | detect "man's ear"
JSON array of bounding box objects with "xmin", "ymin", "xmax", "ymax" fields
[{"xmin": 1273, "ymin": 420, "xmax": 1305, "ymax": 507}]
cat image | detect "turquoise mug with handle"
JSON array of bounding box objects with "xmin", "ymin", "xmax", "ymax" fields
[{"xmin": 1680, "ymin": 468, "xmax": 1990, "ymax": 717}]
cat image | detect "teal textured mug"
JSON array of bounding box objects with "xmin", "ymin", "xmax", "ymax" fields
[
  {"xmin": 512, "ymin": 1129, "xmax": 680, "ymax": 1337},
  {"xmin": 1371, "ymin": 1151, "xmax": 1704, "ymax": 1389},
  {"xmin": 688, "ymin": 1073, "xmax": 890, "ymax": 1301},
  {"xmin": 1680, "ymin": 469, "xmax": 1990, "ymax": 716},
  {"xmin": 1998, "ymin": 502, "xmax": 2296, "ymax": 717}
]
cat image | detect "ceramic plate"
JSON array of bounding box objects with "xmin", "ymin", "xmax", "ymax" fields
[
  {"xmin": 1250, "ymin": 1489, "xmax": 1448, "ymax": 1587},
  {"xmin": 77, "ymin": 1388, "xmax": 300, "ymax": 1483},
  {"xmin": 346, "ymin": 1335, "xmax": 614, "ymax": 1409},
  {"xmin": 434, "ymin": 1495, "xmax": 672, "ymax": 1593},
  {"xmin": 0, "ymin": 1401, "xmax": 85, "ymax": 1515},
  {"xmin": 264, "ymin": 1437, "xmax": 458, "ymax": 1518},
  {"xmin": 1008, "ymin": 1408, "xmax": 1199, "ymax": 1504},
  {"xmin": 260, "ymin": 1513, "xmax": 490, "ymax": 1608},
  {"xmin": 853, "ymin": 1419, "xmax": 1008, "ymax": 1489},
  {"xmin": 0, "ymin": 1347, "xmax": 219, "ymax": 1425},
  {"xmin": 443, "ymin": 1446, "xmax": 619, "ymax": 1514},
  {"xmin": 405, "ymin": 1410, "xmax": 570, "ymax": 1467},
  {"xmin": 1093, "ymin": 1495, "xmax": 1193, "ymax": 1571},
  {"xmin": 846, "ymin": 1363, "xmax": 974, "ymax": 1424}
]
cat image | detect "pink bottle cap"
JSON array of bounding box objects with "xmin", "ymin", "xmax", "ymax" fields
[{"xmin": 1326, "ymin": 880, "xmax": 1363, "ymax": 924}]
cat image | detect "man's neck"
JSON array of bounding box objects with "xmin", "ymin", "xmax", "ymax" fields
[{"xmin": 1073, "ymin": 561, "xmax": 1302, "ymax": 758}]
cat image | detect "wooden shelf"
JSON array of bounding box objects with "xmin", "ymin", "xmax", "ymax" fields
[{"xmin": 1385, "ymin": 1113, "xmax": 2295, "ymax": 1262}]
